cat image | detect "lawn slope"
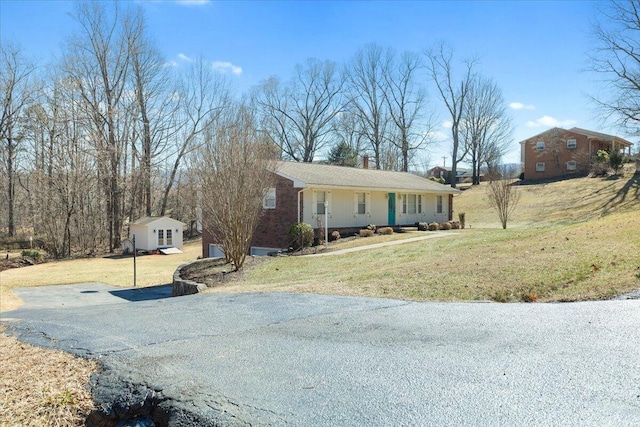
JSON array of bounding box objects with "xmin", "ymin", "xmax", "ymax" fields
[{"xmin": 214, "ymin": 173, "xmax": 640, "ymax": 302}]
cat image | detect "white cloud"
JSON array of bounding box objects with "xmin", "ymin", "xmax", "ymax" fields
[
  {"xmin": 509, "ymin": 102, "xmax": 535, "ymax": 110},
  {"xmin": 164, "ymin": 60, "xmax": 178, "ymax": 68},
  {"xmin": 441, "ymin": 120, "xmax": 452, "ymax": 128},
  {"xmin": 175, "ymin": 0, "xmax": 210, "ymax": 5},
  {"xmin": 211, "ymin": 61, "xmax": 243, "ymax": 75},
  {"xmin": 525, "ymin": 115, "xmax": 576, "ymax": 128},
  {"xmin": 178, "ymin": 53, "xmax": 192, "ymax": 62}
]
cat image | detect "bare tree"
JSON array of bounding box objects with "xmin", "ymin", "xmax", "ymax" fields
[
  {"xmin": 194, "ymin": 104, "xmax": 277, "ymax": 270},
  {"xmin": 345, "ymin": 44, "xmax": 391, "ymax": 169},
  {"xmin": 590, "ymin": 0, "xmax": 640, "ymax": 135},
  {"xmin": 258, "ymin": 58, "xmax": 345, "ymax": 162},
  {"xmin": 158, "ymin": 57, "xmax": 230, "ymax": 216},
  {"xmin": 426, "ymin": 43, "xmax": 477, "ymax": 188},
  {"xmin": 65, "ymin": 1, "xmax": 134, "ymax": 252},
  {"xmin": 461, "ymin": 76, "xmax": 513, "ymax": 185},
  {"xmin": 0, "ymin": 43, "xmax": 37, "ymax": 237},
  {"xmin": 331, "ymin": 107, "xmax": 365, "ymax": 161},
  {"xmin": 486, "ymin": 167, "xmax": 520, "ymax": 229},
  {"xmin": 127, "ymin": 7, "xmax": 178, "ymax": 218},
  {"xmin": 383, "ymin": 50, "xmax": 432, "ymax": 172}
]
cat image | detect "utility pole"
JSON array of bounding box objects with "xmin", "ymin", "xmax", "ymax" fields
[{"xmin": 442, "ymin": 156, "xmax": 447, "ymax": 168}]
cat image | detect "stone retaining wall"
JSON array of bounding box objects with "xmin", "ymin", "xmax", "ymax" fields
[{"xmin": 172, "ymin": 258, "xmax": 214, "ymax": 297}]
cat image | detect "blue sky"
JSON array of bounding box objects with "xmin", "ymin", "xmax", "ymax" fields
[{"xmin": 1, "ymin": 0, "xmax": 624, "ymax": 167}]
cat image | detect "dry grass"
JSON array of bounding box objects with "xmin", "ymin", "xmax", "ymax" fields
[
  {"xmin": 0, "ymin": 329, "xmax": 97, "ymax": 426},
  {"xmin": 457, "ymin": 166, "xmax": 639, "ymax": 228},
  {"xmin": 0, "ymin": 240, "xmax": 203, "ymax": 312}
]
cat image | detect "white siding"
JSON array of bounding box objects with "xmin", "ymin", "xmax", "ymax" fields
[
  {"xmin": 301, "ymin": 188, "xmax": 450, "ymax": 228},
  {"xmin": 129, "ymin": 217, "xmax": 184, "ymax": 250}
]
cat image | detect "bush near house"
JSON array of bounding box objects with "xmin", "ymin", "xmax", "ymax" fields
[
  {"xmin": 428, "ymin": 222, "xmax": 439, "ymax": 231},
  {"xmin": 377, "ymin": 227, "xmax": 394, "ymax": 235},
  {"xmin": 359, "ymin": 229, "xmax": 375, "ymax": 237},
  {"xmin": 289, "ymin": 223, "xmax": 314, "ymax": 250}
]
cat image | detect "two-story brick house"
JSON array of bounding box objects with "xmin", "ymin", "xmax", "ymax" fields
[
  {"xmin": 202, "ymin": 161, "xmax": 460, "ymax": 257},
  {"xmin": 519, "ymin": 127, "xmax": 633, "ymax": 180}
]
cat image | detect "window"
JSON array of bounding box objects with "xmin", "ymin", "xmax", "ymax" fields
[
  {"xmin": 356, "ymin": 192, "xmax": 366, "ymax": 215},
  {"xmin": 166, "ymin": 229, "xmax": 173, "ymax": 245},
  {"xmin": 401, "ymin": 194, "xmax": 407, "ymax": 214},
  {"xmin": 567, "ymin": 160, "xmax": 577, "ymax": 171},
  {"xmin": 536, "ymin": 162, "xmax": 545, "ymax": 172},
  {"xmin": 316, "ymin": 191, "xmax": 326, "ymax": 215},
  {"xmin": 408, "ymin": 194, "xmax": 417, "ymax": 214},
  {"xmin": 567, "ymin": 139, "xmax": 577, "ymax": 149},
  {"xmin": 263, "ymin": 188, "xmax": 276, "ymax": 209},
  {"xmin": 418, "ymin": 195, "xmax": 423, "ymax": 214},
  {"xmin": 536, "ymin": 141, "xmax": 545, "ymax": 151},
  {"xmin": 436, "ymin": 195, "xmax": 443, "ymax": 214},
  {"xmin": 158, "ymin": 229, "xmax": 164, "ymax": 246}
]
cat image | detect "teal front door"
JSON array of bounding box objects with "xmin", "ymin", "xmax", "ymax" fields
[{"xmin": 388, "ymin": 193, "xmax": 396, "ymax": 225}]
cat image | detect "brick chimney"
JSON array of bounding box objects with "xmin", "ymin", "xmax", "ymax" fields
[{"xmin": 362, "ymin": 155, "xmax": 369, "ymax": 169}]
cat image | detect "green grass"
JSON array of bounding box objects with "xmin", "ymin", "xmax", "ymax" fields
[{"xmin": 209, "ymin": 172, "xmax": 640, "ymax": 302}]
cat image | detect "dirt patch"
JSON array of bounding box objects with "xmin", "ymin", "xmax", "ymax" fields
[
  {"xmin": 0, "ymin": 330, "xmax": 97, "ymax": 426},
  {"xmin": 179, "ymin": 256, "xmax": 268, "ymax": 287}
]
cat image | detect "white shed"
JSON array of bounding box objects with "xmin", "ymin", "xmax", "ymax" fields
[{"xmin": 129, "ymin": 216, "xmax": 186, "ymax": 251}]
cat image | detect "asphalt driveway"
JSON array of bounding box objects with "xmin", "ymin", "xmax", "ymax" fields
[{"xmin": 2, "ymin": 284, "xmax": 640, "ymax": 426}]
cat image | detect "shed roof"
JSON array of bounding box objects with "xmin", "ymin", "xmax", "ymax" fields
[
  {"xmin": 130, "ymin": 216, "xmax": 186, "ymax": 226},
  {"xmin": 275, "ymin": 161, "xmax": 460, "ymax": 194}
]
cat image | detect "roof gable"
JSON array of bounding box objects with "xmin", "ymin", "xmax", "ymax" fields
[
  {"xmin": 131, "ymin": 216, "xmax": 186, "ymax": 226},
  {"xmin": 275, "ymin": 161, "xmax": 460, "ymax": 194}
]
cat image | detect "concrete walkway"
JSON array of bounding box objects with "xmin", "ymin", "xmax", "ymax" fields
[{"xmin": 309, "ymin": 231, "xmax": 456, "ymax": 256}]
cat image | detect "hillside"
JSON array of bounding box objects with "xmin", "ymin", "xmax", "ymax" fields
[{"xmin": 455, "ymin": 167, "xmax": 640, "ymax": 229}]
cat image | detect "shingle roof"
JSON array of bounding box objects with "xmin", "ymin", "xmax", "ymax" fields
[
  {"xmin": 569, "ymin": 127, "xmax": 633, "ymax": 147},
  {"xmin": 519, "ymin": 127, "xmax": 633, "ymax": 147},
  {"xmin": 130, "ymin": 216, "xmax": 186, "ymax": 226},
  {"xmin": 275, "ymin": 161, "xmax": 460, "ymax": 194}
]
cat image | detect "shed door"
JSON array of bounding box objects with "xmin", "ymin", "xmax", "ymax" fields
[{"xmin": 388, "ymin": 193, "xmax": 396, "ymax": 226}]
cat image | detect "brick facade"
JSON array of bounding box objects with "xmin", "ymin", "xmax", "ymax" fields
[
  {"xmin": 251, "ymin": 174, "xmax": 300, "ymax": 250},
  {"xmin": 202, "ymin": 173, "xmax": 301, "ymax": 257},
  {"xmin": 522, "ymin": 128, "xmax": 591, "ymax": 180}
]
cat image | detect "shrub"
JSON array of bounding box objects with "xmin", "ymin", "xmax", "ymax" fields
[
  {"xmin": 416, "ymin": 222, "xmax": 428, "ymax": 231},
  {"xmin": 609, "ymin": 150, "xmax": 625, "ymax": 175},
  {"xmin": 377, "ymin": 227, "xmax": 394, "ymax": 235},
  {"xmin": 450, "ymin": 221, "xmax": 460, "ymax": 229},
  {"xmin": 21, "ymin": 249, "xmax": 40, "ymax": 259},
  {"xmin": 359, "ymin": 229, "xmax": 374, "ymax": 237},
  {"xmin": 330, "ymin": 230, "xmax": 341, "ymax": 241},
  {"xmin": 440, "ymin": 222, "xmax": 452, "ymax": 230},
  {"xmin": 519, "ymin": 172, "xmax": 525, "ymax": 180},
  {"xmin": 458, "ymin": 212, "xmax": 466, "ymax": 229},
  {"xmin": 289, "ymin": 222, "xmax": 314, "ymax": 250},
  {"xmin": 428, "ymin": 222, "xmax": 439, "ymax": 231}
]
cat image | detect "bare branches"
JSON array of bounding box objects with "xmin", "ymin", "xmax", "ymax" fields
[
  {"xmin": 258, "ymin": 59, "xmax": 345, "ymax": 162},
  {"xmin": 461, "ymin": 76, "xmax": 513, "ymax": 184},
  {"xmin": 486, "ymin": 170, "xmax": 520, "ymax": 229},
  {"xmin": 589, "ymin": 0, "xmax": 640, "ymax": 134},
  {"xmin": 194, "ymin": 104, "xmax": 277, "ymax": 270},
  {"xmin": 426, "ymin": 43, "xmax": 478, "ymax": 187}
]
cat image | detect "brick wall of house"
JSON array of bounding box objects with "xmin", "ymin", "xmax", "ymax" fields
[
  {"xmin": 252, "ymin": 174, "xmax": 300, "ymax": 250},
  {"xmin": 523, "ymin": 129, "xmax": 591, "ymax": 180},
  {"xmin": 201, "ymin": 173, "xmax": 301, "ymax": 257}
]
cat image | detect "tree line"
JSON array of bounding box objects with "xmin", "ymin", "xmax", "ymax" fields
[{"xmin": 3, "ymin": 0, "xmax": 631, "ymax": 258}]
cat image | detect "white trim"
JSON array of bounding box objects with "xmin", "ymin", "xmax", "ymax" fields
[
  {"xmin": 262, "ymin": 187, "xmax": 276, "ymax": 209},
  {"xmin": 566, "ymin": 139, "xmax": 577, "ymax": 149},
  {"xmin": 566, "ymin": 160, "xmax": 577, "ymax": 171},
  {"xmin": 536, "ymin": 141, "xmax": 545, "ymax": 151},
  {"xmin": 536, "ymin": 162, "xmax": 546, "ymax": 172}
]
